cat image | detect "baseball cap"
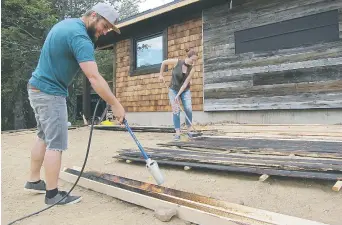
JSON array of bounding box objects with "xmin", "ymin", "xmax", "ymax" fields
[{"xmin": 91, "ymin": 2, "xmax": 121, "ymax": 34}]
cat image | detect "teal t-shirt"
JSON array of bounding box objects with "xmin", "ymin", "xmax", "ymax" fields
[{"xmin": 29, "ymin": 18, "xmax": 95, "ymax": 96}]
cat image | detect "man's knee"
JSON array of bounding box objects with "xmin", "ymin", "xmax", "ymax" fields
[{"xmin": 46, "ymin": 148, "xmax": 65, "ymax": 152}]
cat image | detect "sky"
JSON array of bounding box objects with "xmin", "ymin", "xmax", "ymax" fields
[{"xmin": 139, "ymin": 0, "xmax": 174, "ymax": 12}]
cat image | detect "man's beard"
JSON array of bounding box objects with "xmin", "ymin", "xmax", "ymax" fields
[{"xmin": 87, "ymin": 24, "xmax": 97, "ymax": 43}]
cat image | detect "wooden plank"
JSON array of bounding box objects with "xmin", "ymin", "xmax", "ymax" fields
[
  {"xmin": 253, "ymin": 65, "xmax": 342, "ymax": 86},
  {"xmin": 202, "ymin": 0, "xmax": 342, "ymax": 112},
  {"xmin": 259, "ymin": 174, "xmax": 270, "ymax": 182},
  {"xmin": 119, "ymin": 152, "xmax": 342, "ymax": 172},
  {"xmin": 59, "ymin": 169, "xmax": 238, "ymax": 225},
  {"xmin": 204, "ymin": 41, "xmax": 342, "ymax": 72},
  {"xmin": 116, "ymin": 0, "xmax": 201, "ymax": 28},
  {"xmin": 204, "ymin": 81, "xmax": 342, "ymax": 99},
  {"xmin": 332, "ymin": 181, "xmax": 342, "ymax": 192},
  {"xmin": 140, "ymin": 147, "xmax": 342, "ymax": 165},
  {"xmin": 205, "ymin": 57, "xmax": 342, "ymax": 83},
  {"xmin": 60, "ymin": 168, "xmax": 329, "ymax": 225},
  {"xmin": 113, "ymin": 43, "xmax": 117, "ymax": 95},
  {"xmin": 206, "ymin": 124, "xmax": 342, "ymax": 134},
  {"xmin": 92, "ymin": 125, "xmax": 175, "ymax": 133},
  {"xmin": 162, "ymin": 137, "xmax": 342, "ymax": 153},
  {"xmin": 115, "ymin": 155, "xmax": 342, "ymax": 181},
  {"xmin": 118, "ymin": 149, "xmax": 342, "ymax": 172},
  {"xmin": 156, "ymin": 139, "xmax": 342, "ymax": 159},
  {"xmin": 218, "ymin": 133, "xmax": 342, "ymax": 142},
  {"xmin": 204, "ymin": 81, "xmax": 253, "ymax": 90},
  {"xmin": 203, "ymin": 0, "xmax": 327, "ymax": 28},
  {"xmin": 204, "ymin": 93, "xmax": 342, "ymax": 111},
  {"xmin": 203, "ymin": 1, "xmax": 342, "ymax": 42},
  {"xmin": 121, "ymin": 147, "xmax": 342, "ymax": 165}
]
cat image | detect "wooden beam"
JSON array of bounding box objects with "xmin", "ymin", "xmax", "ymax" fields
[
  {"xmin": 82, "ymin": 76, "xmax": 91, "ymax": 120},
  {"xmin": 332, "ymin": 181, "xmax": 342, "ymax": 192},
  {"xmin": 116, "ymin": 0, "xmax": 201, "ymax": 28},
  {"xmin": 59, "ymin": 168, "xmax": 237, "ymax": 225},
  {"xmin": 112, "ymin": 43, "xmax": 117, "ymax": 96},
  {"xmin": 92, "ymin": 125, "xmax": 175, "ymax": 133},
  {"xmin": 259, "ymin": 174, "xmax": 269, "ymax": 182},
  {"xmin": 60, "ymin": 167, "xmax": 328, "ymax": 225},
  {"xmin": 96, "ymin": 44, "xmax": 114, "ymax": 50}
]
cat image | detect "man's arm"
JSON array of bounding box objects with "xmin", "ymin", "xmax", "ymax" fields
[
  {"xmin": 69, "ymin": 35, "xmax": 125, "ymax": 123},
  {"xmin": 79, "ymin": 61, "xmax": 125, "ymax": 123}
]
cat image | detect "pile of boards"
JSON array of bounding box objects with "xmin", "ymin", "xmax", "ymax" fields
[
  {"xmin": 93, "ymin": 125, "xmax": 176, "ymax": 133},
  {"xmin": 115, "ymin": 137, "xmax": 342, "ymax": 183}
]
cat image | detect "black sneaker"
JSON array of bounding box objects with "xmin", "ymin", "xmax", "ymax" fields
[
  {"xmin": 24, "ymin": 180, "xmax": 46, "ymax": 194},
  {"xmin": 45, "ymin": 191, "xmax": 82, "ymax": 205}
]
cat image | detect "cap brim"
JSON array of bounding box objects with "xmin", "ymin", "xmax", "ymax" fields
[{"xmin": 112, "ymin": 25, "xmax": 121, "ymax": 34}]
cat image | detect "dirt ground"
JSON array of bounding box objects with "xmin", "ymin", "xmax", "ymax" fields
[{"xmin": 2, "ymin": 126, "xmax": 342, "ymax": 225}]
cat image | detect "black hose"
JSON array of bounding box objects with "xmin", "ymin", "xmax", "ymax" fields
[{"xmin": 7, "ymin": 98, "xmax": 102, "ymax": 225}]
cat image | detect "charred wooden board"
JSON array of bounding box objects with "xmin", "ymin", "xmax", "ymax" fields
[
  {"xmin": 61, "ymin": 167, "xmax": 328, "ymax": 225},
  {"xmin": 116, "ymin": 147, "xmax": 342, "ymax": 172},
  {"xmin": 93, "ymin": 125, "xmax": 175, "ymax": 133},
  {"xmin": 157, "ymin": 137, "xmax": 342, "ymax": 156},
  {"xmin": 115, "ymin": 141, "xmax": 342, "ymax": 181},
  {"xmin": 114, "ymin": 155, "xmax": 342, "ymax": 181}
]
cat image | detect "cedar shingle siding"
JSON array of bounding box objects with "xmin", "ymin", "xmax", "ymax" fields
[{"xmin": 115, "ymin": 17, "xmax": 203, "ymax": 112}]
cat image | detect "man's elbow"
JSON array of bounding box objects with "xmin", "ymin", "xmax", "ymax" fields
[{"xmin": 80, "ymin": 61, "xmax": 99, "ymax": 79}]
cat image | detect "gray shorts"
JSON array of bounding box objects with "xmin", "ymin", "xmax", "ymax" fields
[{"xmin": 28, "ymin": 88, "xmax": 68, "ymax": 151}]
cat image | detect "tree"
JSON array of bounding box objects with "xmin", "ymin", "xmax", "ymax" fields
[
  {"xmin": 1, "ymin": 0, "xmax": 143, "ymax": 130},
  {"xmin": 1, "ymin": 0, "xmax": 58, "ymax": 130}
]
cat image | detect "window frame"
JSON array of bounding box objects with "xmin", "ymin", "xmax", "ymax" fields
[{"xmin": 130, "ymin": 29, "xmax": 168, "ymax": 76}]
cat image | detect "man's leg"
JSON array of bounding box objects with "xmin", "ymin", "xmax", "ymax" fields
[
  {"xmin": 41, "ymin": 94, "xmax": 81, "ymax": 205},
  {"xmin": 29, "ymin": 138, "xmax": 46, "ymax": 182},
  {"xmin": 44, "ymin": 150, "xmax": 62, "ymax": 191},
  {"xmin": 24, "ymin": 89, "xmax": 47, "ymax": 194}
]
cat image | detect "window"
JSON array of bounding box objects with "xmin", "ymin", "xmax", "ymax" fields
[
  {"xmin": 234, "ymin": 10, "xmax": 339, "ymax": 54},
  {"xmin": 131, "ymin": 31, "xmax": 167, "ymax": 76}
]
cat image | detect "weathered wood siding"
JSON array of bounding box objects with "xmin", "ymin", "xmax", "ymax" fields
[
  {"xmin": 115, "ymin": 18, "xmax": 203, "ymax": 112},
  {"xmin": 202, "ymin": 0, "xmax": 342, "ymax": 111}
]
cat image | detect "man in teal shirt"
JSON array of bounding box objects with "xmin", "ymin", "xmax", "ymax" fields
[{"xmin": 25, "ymin": 3, "xmax": 125, "ymax": 205}]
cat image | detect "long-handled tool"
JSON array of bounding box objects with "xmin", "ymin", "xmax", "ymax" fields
[
  {"xmin": 162, "ymin": 81, "xmax": 202, "ymax": 137},
  {"xmin": 124, "ymin": 119, "xmax": 165, "ymax": 185}
]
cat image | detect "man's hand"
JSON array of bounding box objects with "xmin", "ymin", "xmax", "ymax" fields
[{"xmin": 111, "ymin": 102, "xmax": 125, "ymax": 124}]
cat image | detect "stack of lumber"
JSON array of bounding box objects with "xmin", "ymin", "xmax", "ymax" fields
[
  {"xmin": 203, "ymin": 124, "xmax": 342, "ymax": 141},
  {"xmin": 114, "ymin": 137, "xmax": 342, "ymax": 183},
  {"xmin": 93, "ymin": 125, "xmax": 175, "ymax": 133},
  {"xmin": 93, "ymin": 125, "xmax": 215, "ymax": 133}
]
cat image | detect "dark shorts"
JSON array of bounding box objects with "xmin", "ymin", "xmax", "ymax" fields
[{"xmin": 28, "ymin": 88, "xmax": 68, "ymax": 151}]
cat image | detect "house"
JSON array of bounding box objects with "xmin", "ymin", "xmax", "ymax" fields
[{"xmin": 91, "ymin": 0, "xmax": 342, "ymax": 125}]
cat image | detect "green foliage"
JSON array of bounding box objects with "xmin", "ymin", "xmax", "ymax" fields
[
  {"xmin": 1, "ymin": 0, "xmax": 142, "ymax": 130},
  {"xmin": 1, "ymin": 0, "xmax": 58, "ymax": 130}
]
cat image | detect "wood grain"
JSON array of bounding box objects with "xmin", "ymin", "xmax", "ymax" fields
[{"xmin": 203, "ymin": 0, "xmax": 342, "ymax": 111}]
